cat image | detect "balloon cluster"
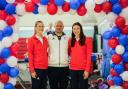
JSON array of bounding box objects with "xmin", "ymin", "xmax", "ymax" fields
[
  {"xmin": 0, "ymin": 0, "xmax": 20, "ymax": 89},
  {"xmin": 0, "ymin": 0, "xmax": 88, "ymax": 16},
  {"xmin": 94, "ymin": 0, "xmax": 128, "ymax": 89}
]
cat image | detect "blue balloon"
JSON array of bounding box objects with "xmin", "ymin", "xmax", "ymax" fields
[
  {"xmin": 0, "ymin": 48, "xmax": 11, "ymax": 58},
  {"xmin": 103, "ymin": 31, "xmax": 112, "ymax": 40},
  {"xmin": 79, "ymin": 0, "xmax": 87, "ymax": 4},
  {"xmin": 54, "ymin": 0, "xmax": 64, "ymax": 6},
  {"xmin": 122, "ymin": 52, "xmax": 128, "ymax": 62},
  {"xmin": 8, "ymin": 67, "xmax": 19, "ymax": 78},
  {"xmin": 5, "ymin": 4, "xmax": 16, "ymax": 15},
  {"xmin": 111, "ymin": 26, "xmax": 120, "ymax": 37},
  {"xmin": 0, "ymin": 63, "xmax": 10, "ymax": 73},
  {"xmin": 3, "ymin": 26, "xmax": 13, "ymax": 36},
  {"xmin": 33, "ymin": 4, "xmax": 38, "ymax": 14},
  {"xmin": 107, "ymin": 74, "xmax": 113, "ymax": 80},
  {"xmin": 114, "ymin": 64, "xmax": 124, "ymax": 74},
  {"xmin": 109, "ymin": 48, "xmax": 116, "ymax": 55},
  {"xmin": 112, "ymin": 3, "xmax": 122, "ymax": 15},
  {"xmin": 0, "ymin": 0, "xmax": 8, "ymax": 10},
  {"xmin": 109, "ymin": 0, "xmax": 119, "ymax": 4},
  {"xmin": 125, "ymin": 45, "xmax": 128, "ymax": 51},
  {"xmin": 113, "ymin": 76, "xmax": 123, "ymax": 85},
  {"xmin": 119, "ymin": 34, "xmax": 128, "ymax": 46},
  {"xmin": 40, "ymin": 0, "xmax": 49, "ymax": 5},
  {"xmin": 0, "ymin": 30, "xmax": 4, "ymax": 41},
  {"xmin": 70, "ymin": 0, "xmax": 80, "ymax": 10},
  {"xmin": 111, "ymin": 63, "xmax": 115, "ymax": 68},
  {"xmin": 4, "ymin": 83, "xmax": 14, "ymax": 89}
]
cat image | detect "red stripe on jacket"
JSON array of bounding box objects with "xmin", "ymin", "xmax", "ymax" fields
[
  {"xmin": 68, "ymin": 37, "xmax": 93, "ymax": 72},
  {"xmin": 28, "ymin": 35, "xmax": 48, "ymax": 73}
]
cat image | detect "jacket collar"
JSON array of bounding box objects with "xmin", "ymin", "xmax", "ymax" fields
[{"xmin": 52, "ymin": 31, "xmax": 65, "ymax": 37}]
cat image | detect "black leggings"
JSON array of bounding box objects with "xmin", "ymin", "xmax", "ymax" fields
[
  {"xmin": 48, "ymin": 67, "xmax": 69, "ymax": 89},
  {"xmin": 70, "ymin": 70, "xmax": 89, "ymax": 89},
  {"xmin": 31, "ymin": 69, "xmax": 47, "ymax": 89}
]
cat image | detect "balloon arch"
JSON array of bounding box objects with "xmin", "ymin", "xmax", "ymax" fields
[{"xmin": 0, "ymin": 0, "xmax": 128, "ymax": 89}]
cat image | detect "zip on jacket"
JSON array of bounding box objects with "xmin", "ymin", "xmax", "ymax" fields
[{"xmin": 47, "ymin": 32, "xmax": 69, "ymax": 67}]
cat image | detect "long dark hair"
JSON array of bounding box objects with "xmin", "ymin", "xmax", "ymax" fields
[{"xmin": 71, "ymin": 22, "xmax": 86, "ymax": 47}]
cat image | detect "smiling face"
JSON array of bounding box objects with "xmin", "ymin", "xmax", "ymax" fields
[
  {"xmin": 72, "ymin": 25, "xmax": 81, "ymax": 38},
  {"xmin": 35, "ymin": 21, "xmax": 44, "ymax": 36},
  {"xmin": 54, "ymin": 21, "xmax": 64, "ymax": 34}
]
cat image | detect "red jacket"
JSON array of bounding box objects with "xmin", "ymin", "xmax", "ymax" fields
[
  {"xmin": 28, "ymin": 35, "xmax": 48, "ymax": 73},
  {"xmin": 68, "ymin": 37, "xmax": 93, "ymax": 72}
]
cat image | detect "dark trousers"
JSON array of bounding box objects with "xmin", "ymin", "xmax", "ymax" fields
[
  {"xmin": 31, "ymin": 69, "xmax": 47, "ymax": 89},
  {"xmin": 48, "ymin": 67, "xmax": 69, "ymax": 89},
  {"xmin": 70, "ymin": 70, "xmax": 89, "ymax": 89}
]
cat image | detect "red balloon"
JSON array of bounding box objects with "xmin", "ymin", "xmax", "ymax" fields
[
  {"xmin": 120, "ymin": 0, "xmax": 128, "ymax": 8},
  {"xmin": 123, "ymin": 81, "xmax": 128, "ymax": 89},
  {"xmin": 107, "ymin": 80, "xmax": 114, "ymax": 86},
  {"xmin": 108, "ymin": 38, "xmax": 119, "ymax": 48},
  {"xmin": 0, "ymin": 10, "xmax": 7, "ymax": 20},
  {"xmin": 102, "ymin": 1, "xmax": 112, "ymax": 13},
  {"xmin": 62, "ymin": 2, "xmax": 70, "ymax": 12},
  {"xmin": 121, "ymin": 25, "xmax": 128, "ymax": 34},
  {"xmin": 112, "ymin": 54, "xmax": 122, "ymax": 64},
  {"xmin": 47, "ymin": 3, "xmax": 58, "ymax": 15},
  {"xmin": 124, "ymin": 63, "xmax": 128, "ymax": 71},
  {"xmin": 0, "ymin": 58, "xmax": 5, "ymax": 65},
  {"xmin": 31, "ymin": 0, "xmax": 39, "ymax": 4},
  {"xmin": 0, "ymin": 73, "xmax": 9, "ymax": 84},
  {"xmin": 6, "ymin": 15, "xmax": 16, "ymax": 26},
  {"xmin": 13, "ymin": 2, "xmax": 18, "ymax": 6},
  {"xmin": 94, "ymin": 4, "xmax": 102, "ymax": 13},
  {"xmin": 49, "ymin": 0, "xmax": 54, "ymax": 3},
  {"xmin": 77, "ymin": 5, "xmax": 87, "ymax": 16},
  {"xmin": 110, "ymin": 68, "xmax": 118, "ymax": 76},
  {"xmin": 115, "ymin": 16, "xmax": 126, "ymax": 29},
  {"xmin": 16, "ymin": 0, "xmax": 25, "ymax": 3},
  {"xmin": 25, "ymin": 2, "xmax": 35, "ymax": 12}
]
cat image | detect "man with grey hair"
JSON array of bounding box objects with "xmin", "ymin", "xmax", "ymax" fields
[{"xmin": 47, "ymin": 20, "xmax": 69, "ymax": 89}]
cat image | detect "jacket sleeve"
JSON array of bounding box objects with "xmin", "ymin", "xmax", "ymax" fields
[
  {"xmin": 68, "ymin": 38, "xmax": 71, "ymax": 56},
  {"xmin": 85, "ymin": 37, "xmax": 93, "ymax": 72},
  {"xmin": 28, "ymin": 38, "xmax": 35, "ymax": 73}
]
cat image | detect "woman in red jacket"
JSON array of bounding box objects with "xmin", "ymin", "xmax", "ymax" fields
[
  {"xmin": 28, "ymin": 21, "xmax": 48, "ymax": 89},
  {"xmin": 68, "ymin": 22, "xmax": 92, "ymax": 89}
]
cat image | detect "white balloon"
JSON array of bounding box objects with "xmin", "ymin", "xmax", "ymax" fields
[
  {"xmin": 8, "ymin": 77, "xmax": 17, "ymax": 86},
  {"xmin": 6, "ymin": 0, "xmax": 15, "ymax": 3},
  {"xmin": 0, "ymin": 20, "xmax": 7, "ymax": 30},
  {"xmin": 65, "ymin": 0, "xmax": 70, "ymax": 2},
  {"xmin": 115, "ymin": 45, "xmax": 125, "ymax": 55},
  {"xmin": 16, "ymin": 3, "xmax": 26, "ymax": 16},
  {"xmin": 106, "ymin": 12, "xmax": 117, "ymax": 25},
  {"xmin": 10, "ymin": 33, "xmax": 19, "ymax": 42},
  {"xmin": 69, "ymin": 9, "xmax": 76, "ymax": 15},
  {"xmin": 120, "ymin": 71, "xmax": 128, "ymax": 81},
  {"xmin": 0, "ymin": 42, "xmax": 4, "ymax": 53},
  {"xmin": 2, "ymin": 37, "xmax": 12, "ymax": 47},
  {"xmin": 38, "ymin": 4, "xmax": 47, "ymax": 14},
  {"xmin": 95, "ymin": 0, "xmax": 106, "ymax": 4},
  {"xmin": 7, "ymin": 56, "xmax": 18, "ymax": 67},
  {"xmin": 120, "ymin": 7, "xmax": 128, "ymax": 20},
  {"xmin": 109, "ymin": 86, "xmax": 123, "ymax": 89},
  {"xmin": 0, "ymin": 82, "xmax": 4, "ymax": 89}
]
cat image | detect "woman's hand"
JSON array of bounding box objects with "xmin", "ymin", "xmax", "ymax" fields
[
  {"xmin": 83, "ymin": 71, "xmax": 89, "ymax": 79},
  {"xmin": 31, "ymin": 72, "xmax": 37, "ymax": 78}
]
